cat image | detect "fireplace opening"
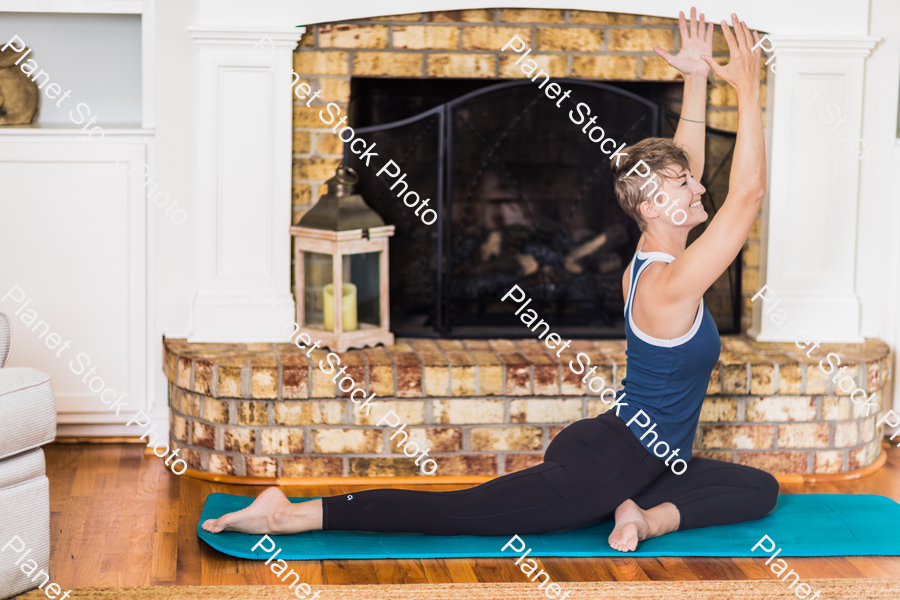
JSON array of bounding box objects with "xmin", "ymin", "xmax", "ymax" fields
[{"xmin": 342, "ymin": 78, "xmax": 740, "ymax": 339}]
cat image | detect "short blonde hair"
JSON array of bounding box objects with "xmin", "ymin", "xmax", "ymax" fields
[{"xmin": 611, "ymin": 138, "xmax": 690, "ymax": 230}]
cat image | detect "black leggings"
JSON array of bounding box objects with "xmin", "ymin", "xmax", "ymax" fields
[{"xmin": 323, "ymin": 411, "xmax": 780, "ymax": 536}]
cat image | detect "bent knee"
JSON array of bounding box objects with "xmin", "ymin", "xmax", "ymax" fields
[
  {"xmin": 718, "ymin": 464, "xmax": 780, "ymax": 518},
  {"xmin": 758, "ymin": 470, "xmax": 780, "ymax": 514}
]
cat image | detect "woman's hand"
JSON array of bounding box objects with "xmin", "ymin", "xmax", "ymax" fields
[
  {"xmin": 700, "ymin": 14, "xmax": 762, "ymax": 99},
  {"xmin": 653, "ymin": 7, "xmax": 714, "ymax": 79}
]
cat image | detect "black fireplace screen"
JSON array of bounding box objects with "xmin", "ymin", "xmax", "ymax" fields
[{"xmin": 343, "ymin": 78, "xmax": 740, "ymax": 338}]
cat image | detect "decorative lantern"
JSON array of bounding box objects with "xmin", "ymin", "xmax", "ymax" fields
[{"xmin": 290, "ymin": 166, "xmax": 395, "ymax": 352}]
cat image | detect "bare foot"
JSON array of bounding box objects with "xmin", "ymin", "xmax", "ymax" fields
[
  {"xmin": 607, "ymin": 499, "xmax": 681, "ymax": 553},
  {"xmin": 201, "ymin": 487, "xmax": 294, "ymax": 534},
  {"xmin": 608, "ymin": 499, "xmax": 651, "ymax": 552}
]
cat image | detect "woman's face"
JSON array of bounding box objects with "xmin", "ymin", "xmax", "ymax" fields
[{"xmin": 643, "ymin": 164, "xmax": 708, "ymax": 228}]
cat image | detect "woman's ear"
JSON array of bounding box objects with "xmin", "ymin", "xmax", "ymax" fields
[{"xmin": 639, "ymin": 199, "xmax": 659, "ymax": 222}]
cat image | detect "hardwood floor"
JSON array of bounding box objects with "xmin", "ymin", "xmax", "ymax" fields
[{"xmin": 45, "ymin": 441, "xmax": 900, "ymax": 587}]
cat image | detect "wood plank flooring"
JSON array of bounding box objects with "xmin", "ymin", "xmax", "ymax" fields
[{"xmin": 44, "ymin": 441, "xmax": 900, "ymax": 587}]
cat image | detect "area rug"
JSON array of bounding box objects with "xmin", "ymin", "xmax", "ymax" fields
[
  {"xmin": 197, "ymin": 493, "xmax": 900, "ymax": 559},
  {"xmin": 12, "ymin": 580, "xmax": 900, "ymax": 599}
]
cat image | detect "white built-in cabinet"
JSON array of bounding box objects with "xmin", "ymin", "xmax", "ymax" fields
[{"xmin": 0, "ymin": 1, "xmax": 155, "ymax": 435}]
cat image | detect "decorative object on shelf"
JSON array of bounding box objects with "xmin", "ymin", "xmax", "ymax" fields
[
  {"xmin": 0, "ymin": 45, "xmax": 38, "ymax": 125},
  {"xmin": 290, "ymin": 166, "xmax": 395, "ymax": 352}
]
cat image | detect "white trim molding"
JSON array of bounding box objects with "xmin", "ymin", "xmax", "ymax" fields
[
  {"xmin": 765, "ymin": 34, "xmax": 880, "ymax": 56},
  {"xmin": 142, "ymin": 0, "xmax": 156, "ymax": 129},
  {"xmin": 0, "ymin": 0, "xmax": 142, "ymax": 13},
  {"xmin": 187, "ymin": 26, "xmax": 304, "ymax": 342},
  {"xmin": 194, "ymin": 0, "xmax": 872, "ymax": 36},
  {"xmin": 187, "ymin": 26, "xmax": 306, "ymax": 48}
]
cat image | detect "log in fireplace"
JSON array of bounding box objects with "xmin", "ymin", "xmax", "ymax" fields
[{"xmin": 343, "ymin": 77, "xmax": 740, "ymax": 338}]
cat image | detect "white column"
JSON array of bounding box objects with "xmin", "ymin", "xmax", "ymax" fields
[
  {"xmin": 748, "ymin": 35, "xmax": 879, "ymax": 343},
  {"xmin": 187, "ymin": 26, "xmax": 303, "ymax": 342}
]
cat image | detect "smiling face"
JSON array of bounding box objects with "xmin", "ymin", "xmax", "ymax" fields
[
  {"xmin": 641, "ymin": 164, "xmax": 708, "ymax": 228},
  {"xmin": 611, "ymin": 138, "xmax": 699, "ymax": 231}
]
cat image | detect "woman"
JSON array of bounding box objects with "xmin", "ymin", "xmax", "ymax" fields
[{"xmin": 203, "ymin": 9, "xmax": 778, "ymax": 553}]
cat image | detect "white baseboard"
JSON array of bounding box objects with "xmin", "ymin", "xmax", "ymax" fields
[{"xmin": 55, "ymin": 413, "xmax": 168, "ymax": 438}]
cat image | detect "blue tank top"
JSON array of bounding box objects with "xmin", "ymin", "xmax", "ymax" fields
[{"xmin": 615, "ymin": 249, "xmax": 721, "ymax": 461}]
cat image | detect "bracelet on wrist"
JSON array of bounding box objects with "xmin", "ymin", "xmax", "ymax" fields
[{"xmin": 679, "ymin": 117, "xmax": 706, "ymax": 124}]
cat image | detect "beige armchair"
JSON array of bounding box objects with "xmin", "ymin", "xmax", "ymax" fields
[{"xmin": 0, "ymin": 312, "xmax": 57, "ymax": 599}]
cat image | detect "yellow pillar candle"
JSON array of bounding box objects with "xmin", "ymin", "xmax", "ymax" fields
[{"xmin": 323, "ymin": 283, "xmax": 357, "ymax": 332}]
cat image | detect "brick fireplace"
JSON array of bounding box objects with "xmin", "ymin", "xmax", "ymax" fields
[
  {"xmin": 173, "ymin": 7, "xmax": 890, "ymax": 480},
  {"xmin": 289, "ymin": 8, "xmax": 764, "ymax": 331}
]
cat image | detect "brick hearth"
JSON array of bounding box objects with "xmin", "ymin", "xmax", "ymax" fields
[{"xmin": 163, "ymin": 336, "xmax": 890, "ymax": 478}]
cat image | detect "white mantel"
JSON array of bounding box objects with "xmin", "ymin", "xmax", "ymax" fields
[
  {"xmin": 195, "ymin": 0, "xmax": 870, "ymax": 35},
  {"xmin": 748, "ymin": 34, "xmax": 879, "ymax": 343},
  {"xmin": 186, "ymin": 25, "xmax": 304, "ymax": 342}
]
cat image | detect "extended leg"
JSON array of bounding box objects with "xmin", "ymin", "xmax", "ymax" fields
[
  {"xmin": 201, "ymin": 462, "xmax": 573, "ymax": 537},
  {"xmin": 203, "ymin": 413, "xmax": 663, "ymax": 538},
  {"xmin": 323, "ymin": 415, "xmax": 662, "ymax": 536}
]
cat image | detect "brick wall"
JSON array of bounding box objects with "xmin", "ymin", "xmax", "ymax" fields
[
  {"xmin": 290, "ymin": 8, "xmax": 766, "ymax": 329},
  {"xmin": 164, "ymin": 336, "xmax": 889, "ymax": 478}
]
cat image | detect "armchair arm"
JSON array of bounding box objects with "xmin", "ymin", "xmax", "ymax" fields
[{"xmin": 0, "ymin": 312, "xmax": 11, "ymax": 368}]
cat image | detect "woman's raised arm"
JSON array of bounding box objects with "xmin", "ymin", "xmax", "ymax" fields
[
  {"xmin": 663, "ymin": 14, "xmax": 766, "ymax": 303},
  {"xmin": 653, "ymin": 7, "xmax": 715, "ymax": 179}
]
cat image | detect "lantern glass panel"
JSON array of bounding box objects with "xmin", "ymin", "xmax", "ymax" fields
[
  {"xmin": 304, "ymin": 251, "xmax": 332, "ymax": 328},
  {"xmin": 349, "ymin": 251, "xmax": 381, "ymax": 328}
]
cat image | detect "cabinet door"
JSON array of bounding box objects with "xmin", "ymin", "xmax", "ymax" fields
[{"xmin": 0, "ymin": 139, "xmax": 147, "ymax": 427}]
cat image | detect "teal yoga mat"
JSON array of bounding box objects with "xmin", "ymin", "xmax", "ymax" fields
[{"xmin": 197, "ymin": 493, "xmax": 900, "ymax": 559}]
